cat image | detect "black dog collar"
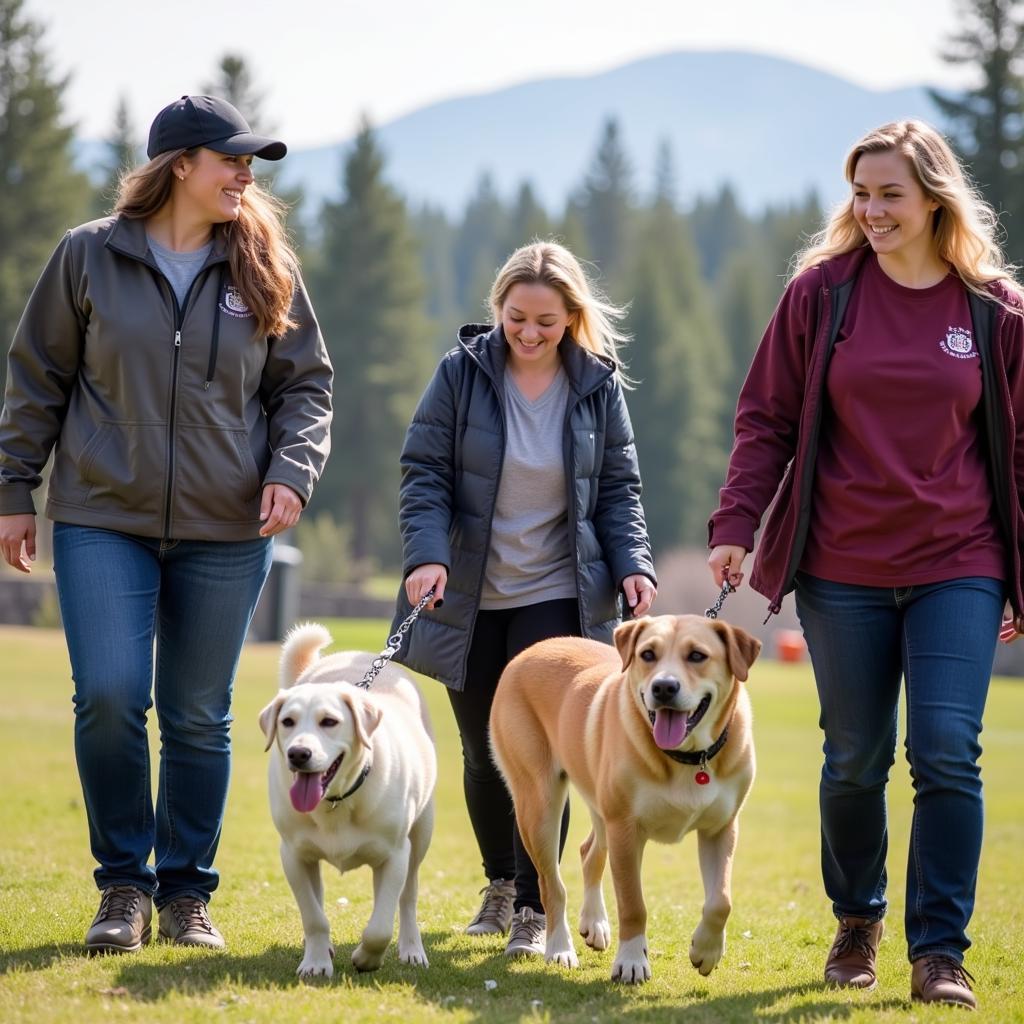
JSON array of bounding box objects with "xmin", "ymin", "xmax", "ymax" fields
[
  {"xmin": 662, "ymin": 725, "xmax": 729, "ymax": 785},
  {"xmin": 325, "ymin": 761, "xmax": 372, "ymax": 808}
]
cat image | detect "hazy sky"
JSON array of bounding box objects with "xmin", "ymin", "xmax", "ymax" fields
[{"xmin": 28, "ymin": 0, "xmax": 970, "ymax": 148}]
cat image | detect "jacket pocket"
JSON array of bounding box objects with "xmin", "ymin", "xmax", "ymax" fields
[
  {"xmin": 172, "ymin": 423, "xmax": 262, "ymax": 525},
  {"xmin": 61, "ymin": 420, "xmax": 167, "ymax": 517}
]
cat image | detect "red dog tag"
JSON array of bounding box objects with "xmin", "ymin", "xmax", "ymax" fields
[{"xmin": 695, "ymin": 771, "xmax": 710, "ymax": 786}]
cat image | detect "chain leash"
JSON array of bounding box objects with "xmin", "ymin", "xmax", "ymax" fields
[
  {"xmin": 356, "ymin": 586, "xmax": 436, "ymax": 690},
  {"xmin": 704, "ymin": 580, "xmax": 735, "ymax": 620}
]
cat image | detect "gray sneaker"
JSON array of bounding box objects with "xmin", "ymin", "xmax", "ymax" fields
[
  {"xmin": 158, "ymin": 897, "xmax": 225, "ymax": 949},
  {"xmin": 504, "ymin": 907, "xmax": 546, "ymax": 957},
  {"xmin": 465, "ymin": 878, "xmax": 516, "ymax": 936},
  {"xmin": 85, "ymin": 885, "xmax": 152, "ymax": 954}
]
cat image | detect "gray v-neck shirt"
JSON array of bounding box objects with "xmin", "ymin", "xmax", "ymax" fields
[
  {"xmin": 479, "ymin": 366, "xmax": 577, "ymax": 609},
  {"xmin": 147, "ymin": 235, "xmax": 213, "ymax": 306}
]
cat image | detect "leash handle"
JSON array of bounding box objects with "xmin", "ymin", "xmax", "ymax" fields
[
  {"xmin": 704, "ymin": 580, "xmax": 735, "ymax": 620},
  {"xmin": 356, "ymin": 586, "xmax": 436, "ymax": 690}
]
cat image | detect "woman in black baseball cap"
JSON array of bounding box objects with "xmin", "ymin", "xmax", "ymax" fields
[{"xmin": 0, "ymin": 95, "xmax": 332, "ymax": 955}]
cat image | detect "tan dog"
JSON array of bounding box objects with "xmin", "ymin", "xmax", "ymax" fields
[
  {"xmin": 259, "ymin": 624, "xmax": 436, "ymax": 978},
  {"xmin": 489, "ymin": 614, "xmax": 760, "ymax": 984}
]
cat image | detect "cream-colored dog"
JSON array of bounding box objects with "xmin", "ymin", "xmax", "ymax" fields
[
  {"xmin": 260, "ymin": 623, "xmax": 436, "ymax": 978},
  {"xmin": 489, "ymin": 614, "xmax": 760, "ymax": 984}
]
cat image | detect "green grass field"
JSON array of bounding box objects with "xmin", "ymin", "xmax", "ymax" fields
[{"xmin": 2, "ymin": 621, "xmax": 1022, "ymax": 1023}]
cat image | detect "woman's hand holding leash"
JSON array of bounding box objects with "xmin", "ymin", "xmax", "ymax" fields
[
  {"xmin": 999, "ymin": 614, "xmax": 1024, "ymax": 644},
  {"xmin": 406, "ymin": 563, "xmax": 447, "ymax": 609},
  {"xmin": 0, "ymin": 514, "xmax": 36, "ymax": 573},
  {"xmin": 708, "ymin": 545, "xmax": 748, "ymax": 590},
  {"xmin": 623, "ymin": 574, "xmax": 657, "ymax": 617}
]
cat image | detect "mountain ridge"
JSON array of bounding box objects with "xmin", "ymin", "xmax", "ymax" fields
[{"xmin": 77, "ymin": 50, "xmax": 943, "ymax": 214}]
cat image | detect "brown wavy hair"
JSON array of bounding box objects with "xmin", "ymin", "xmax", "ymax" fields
[
  {"xmin": 115, "ymin": 149, "xmax": 297, "ymax": 337},
  {"xmin": 793, "ymin": 120, "xmax": 1022, "ymax": 309}
]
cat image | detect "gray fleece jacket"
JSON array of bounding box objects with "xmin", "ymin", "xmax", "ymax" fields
[{"xmin": 0, "ymin": 215, "xmax": 333, "ymax": 540}]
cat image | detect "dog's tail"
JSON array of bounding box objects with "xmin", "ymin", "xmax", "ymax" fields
[{"xmin": 279, "ymin": 622, "xmax": 333, "ymax": 688}]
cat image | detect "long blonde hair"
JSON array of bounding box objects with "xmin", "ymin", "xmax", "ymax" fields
[
  {"xmin": 115, "ymin": 149, "xmax": 297, "ymax": 337},
  {"xmin": 793, "ymin": 120, "xmax": 1022, "ymax": 306},
  {"xmin": 489, "ymin": 241, "xmax": 631, "ymax": 380}
]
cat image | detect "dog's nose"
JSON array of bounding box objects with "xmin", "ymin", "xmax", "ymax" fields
[
  {"xmin": 288, "ymin": 745, "xmax": 312, "ymax": 768},
  {"xmin": 650, "ymin": 677, "xmax": 680, "ymax": 705}
]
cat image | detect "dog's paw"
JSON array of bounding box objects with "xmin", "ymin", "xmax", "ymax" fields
[
  {"xmin": 545, "ymin": 944, "xmax": 579, "ymax": 969},
  {"xmin": 578, "ymin": 914, "xmax": 611, "ymax": 951},
  {"xmin": 296, "ymin": 956, "xmax": 334, "ymax": 980},
  {"xmin": 689, "ymin": 923, "xmax": 725, "ymax": 976},
  {"xmin": 351, "ymin": 942, "xmax": 386, "ymax": 972},
  {"xmin": 611, "ymin": 935, "xmax": 651, "ymax": 984},
  {"xmin": 398, "ymin": 941, "xmax": 429, "ymax": 968}
]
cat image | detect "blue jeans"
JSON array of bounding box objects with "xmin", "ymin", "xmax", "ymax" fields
[
  {"xmin": 793, "ymin": 573, "xmax": 1002, "ymax": 963},
  {"xmin": 53, "ymin": 523, "xmax": 272, "ymax": 907}
]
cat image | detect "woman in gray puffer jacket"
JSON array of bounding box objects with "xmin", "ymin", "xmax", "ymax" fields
[{"xmin": 392, "ymin": 241, "xmax": 656, "ymax": 957}]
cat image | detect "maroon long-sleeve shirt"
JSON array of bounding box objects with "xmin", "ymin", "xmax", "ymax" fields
[{"xmin": 801, "ymin": 254, "xmax": 1005, "ymax": 586}]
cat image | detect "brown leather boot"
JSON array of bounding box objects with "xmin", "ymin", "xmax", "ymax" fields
[
  {"xmin": 824, "ymin": 915, "xmax": 884, "ymax": 989},
  {"xmin": 911, "ymin": 954, "xmax": 977, "ymax": 1010}
]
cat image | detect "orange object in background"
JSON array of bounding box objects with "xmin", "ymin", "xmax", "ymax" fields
[{"xmin": 775, "ymin": 629, "xmax": 807, "ymax": 663}]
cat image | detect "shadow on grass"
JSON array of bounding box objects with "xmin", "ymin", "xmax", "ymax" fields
[
  {"xmin": 619, "ymin": 982, "xmax": 908, "ymax": 1023},
  {"xmin": 0, "ymin": 943, "xmax": 81, "ymax": 974},
  {"xmin": 1, "ymin": 936, "xmax": 909, "ymax": 1022}
]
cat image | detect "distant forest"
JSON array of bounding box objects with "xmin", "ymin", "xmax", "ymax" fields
[{"xmin": 2, "ymin": 0, "xmax": 1022, "ymax": 580}]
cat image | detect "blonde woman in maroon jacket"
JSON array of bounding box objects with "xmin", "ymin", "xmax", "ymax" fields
[{"xmin": 708, "ymin": 120, "xmax": 1023, "ymax": 1011}]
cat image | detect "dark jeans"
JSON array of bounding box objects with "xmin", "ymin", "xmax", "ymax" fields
[
  {"xmin": 447, "ymin": 598, "xmax": 579, "ymax": 913},
  {"xmin": 794, "ymin": 572, "xmax": 1003, "ymax": 962},
  {"xmin": 53, "ymin": 523, "xmax": 273, "ymax": 906}
]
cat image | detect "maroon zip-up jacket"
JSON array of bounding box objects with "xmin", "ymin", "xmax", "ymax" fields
[{"xmin": 709, "ymin": 246, "xmax": 1024, "ymax": 618}]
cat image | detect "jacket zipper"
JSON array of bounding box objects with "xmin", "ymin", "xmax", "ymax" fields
[
  {"xmin": 562, "ymin": 393, "xmax": 587, "ymax": 635},
  {"xmin": 461, "ymin": 372, "xmax": 507, "ymax": 688},
  {"xmin": 160, "ymin": 273, "xmax": 206, "ymax": 540}
]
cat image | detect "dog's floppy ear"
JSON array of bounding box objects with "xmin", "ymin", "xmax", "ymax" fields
[
  {"xmin": 258, "ymin": 692, "xmax": 287, "ymax": 752},
  {"xmin": 710, "ymin": 621, "xmax": 762, "ymax": 682},
  {"xmin": 614, "ymin": 616, "xmax": 651, "ymax": 669},
  {"xmin": 339, "ymin": 689, "xmax": 383, "ymax": 750}
]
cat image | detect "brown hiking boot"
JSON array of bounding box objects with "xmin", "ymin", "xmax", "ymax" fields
[
  {"xmin": 85, "ymin": 885, "xmax": 152, "ymax": 954},
  {"xmin": 911, "ymin": 954, "xmax": 977, "ymax": 1010},
  {"xmin": 158, "ymin": 896, "xmax": 225, "ymax": 948},
  {"xmin": 824, "ymin": 915, "xmax": 884, "ymax": 989},
  {"xmin": 465, "ymin": 878, "xmax": 515, "ymax": 936}
]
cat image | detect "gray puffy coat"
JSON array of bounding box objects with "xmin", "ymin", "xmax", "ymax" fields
[{"xmin": 391, "ymin": 324, "xmax": 656, "ymax": 690}]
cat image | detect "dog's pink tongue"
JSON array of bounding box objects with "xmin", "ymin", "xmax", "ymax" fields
[
  {"xmin": 653, "ymin": 708, "xmax": 688, "ymax": 749},
  {"xmin": 290, "ymin": 772, "xmax": 324, "ymax": 813}
]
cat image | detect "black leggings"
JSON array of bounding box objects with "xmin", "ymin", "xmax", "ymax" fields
[{"xmin": 447, "ymin": 598, "xmax": 578, "ymax": 913}]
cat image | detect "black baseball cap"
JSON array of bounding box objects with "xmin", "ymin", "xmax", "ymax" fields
[{"xmin": 147, "ymin": 95, "xmax": 287, "ymax": 161}]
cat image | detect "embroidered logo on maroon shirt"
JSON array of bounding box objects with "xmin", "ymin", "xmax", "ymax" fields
[{"xmin": 940, "ymin": 326, "xmax": 975, "ymax": 359}]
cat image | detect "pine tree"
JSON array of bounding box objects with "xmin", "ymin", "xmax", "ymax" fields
[
  {"xmin": 690, "ymin": 184, "xmax": 753, "ymax": 282},
  {"xmin": 577, "ymin": 118, "xmax": 634, "ymax": 287},
  {"xmin": 929, "ymin": 0, "xmax": 1024, "ymax": 259},
  {"xmin": 625, "ymin": 192, "xmax": 729, "ymax": 550},
  {"xmin": 453, "ymin": 173, "xmax": 508, "ymax": 320},
  {"xmin": 0, "ymin": 0, "xmax": 90, "ymax": 403},
  {"xmin": 652, "ymin": 138, "xmax": 678, "ymax": 208},
  {"xmin": 506, "ymin": 181, "xmax": 551, "ymax": 250},
  {"xmin": 203, "ymin": 53, "xmax": 305, "ymax": 243},
  {"xmin": 308, "ymin": 119, "xmax": 433, "ymax": 571},
  {"xmin": 92, "ymin": 94, "xmax": 138, "ymax": 217},
  {"xmin": 203, "ymin": 54, "xmax": 267, "ymax": 129}
]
